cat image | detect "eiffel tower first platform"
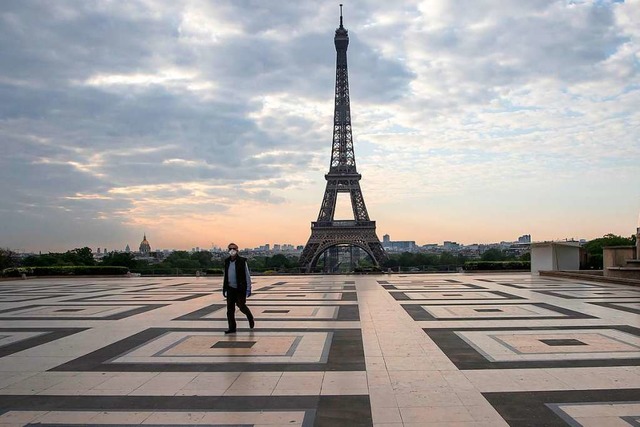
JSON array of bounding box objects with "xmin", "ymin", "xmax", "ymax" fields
[{"xmin": 299, "ymin": 6, "xmax": 387, "ymax": 273}]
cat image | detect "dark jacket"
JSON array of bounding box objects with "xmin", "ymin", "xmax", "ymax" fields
[{"xmin": 223, "ymin": 256, "xmax": 249, "ymax": 294}]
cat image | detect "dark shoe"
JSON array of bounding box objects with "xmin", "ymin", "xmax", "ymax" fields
[
  {"xmin": 249, "ymin": 318, "xmax": 255, "ymax": 329},
  {"xmin": 224, "ymin": 329, "xmax": 236, "ymax": 335}
]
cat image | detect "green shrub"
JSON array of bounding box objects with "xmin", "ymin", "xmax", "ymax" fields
[
  {"xmin": 205, "ymin": 268, "xmax": 223, "ymax": 275},
  {"xmin": 2, "ymin": 266, "xmax": 129, "ymax": 277},
  {"xmin": 585, "ymin": 254, "xmax": 603, "ymax": 270},
  {"xmin": 464, "ymin": 261, "xmax": 531, "ymax": 271},
  {"xmin": 131, "ymin": 268, "xmax": 175, "ymax": 275},
  {"xmin": 1, "ymin": 267, "xmax": 34, "ymax": 277},
  {"xmin": 354, "ymin": 266, "xmax": 383, "ymax": 273}
]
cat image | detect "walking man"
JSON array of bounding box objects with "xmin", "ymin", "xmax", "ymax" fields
[{"xmin": 222, "ymin": 243, "xmax": 254, "ymax": 334}]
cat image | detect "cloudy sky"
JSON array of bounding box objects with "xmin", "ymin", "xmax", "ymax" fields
[{"xmin": 1, "ymin": 0, "xmax": 638, "ymax": 253}]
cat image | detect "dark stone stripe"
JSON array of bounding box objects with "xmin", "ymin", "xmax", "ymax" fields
[
  {"xmin": 534, "ymin": 289, "xmax": 640, "ymax": 299},
  {"xmin": 391, "ymin": 290, "xmax": 523, "ymax": 301},
  {"xmin": 337, "ymin": 305, "xmax": 360, "ymax": 321},
  {"xmin": 174, "ymin": 304, "xmax": 359, "ymax": 321},
  {"xmin": 402, "ymin": 302, "xmax": 597, "ymax": 321},
  {"xmin": 50, "ymin": 328, "xmax": 365, "ymax": 372},
  {"xmin": 390, "ymin": 292, "xmax": 410, "ymax": 300},
  {"xmin": 383, "ymin": 284, "xmax": 486, "ymax": 290},
  {"xmin": 0, "ymin": 394, "xmax": 372, "ymax": 427},
  {"xmin": 425, "ymin": 325, "xmax": 640, "ymax": 370},
  {"xmin": 483, "ymin": 389, "xmax": 640, "ymax": 427},
  {"xmin": 0, "ymin": 304, "xmax": 167, "ymax": 320},
  {"xmin": 589, "ymin": 301, "xmax": 640, "ymax": 315},
  {"xmin": 174, "ymin": 304, "xmax": 227, "ymax": 321},
  {"xmin": 0, "ymin": 328, "xmax": 88, "ymax": 357},
  {"xmin": 66, "ymin": 293, "xmax": 209, "ymax": 302},
  {"xmin": 0, "ymin": 295, "xmax": 71, "ymax": 302},
  {"xmin": 500, "ymin": 282, "xmax": 605, "ymax": 289}
]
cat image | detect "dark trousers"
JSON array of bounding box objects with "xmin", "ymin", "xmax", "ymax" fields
[{"xmin": 226, "ymin": 287, "xmax": 253, "ymax": 331}]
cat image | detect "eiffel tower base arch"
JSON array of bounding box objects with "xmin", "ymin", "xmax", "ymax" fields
[{"xmin": 299, "ymin": 221, "xmax": 387, "ymax": 273}]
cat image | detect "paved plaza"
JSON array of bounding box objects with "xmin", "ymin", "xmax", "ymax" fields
[{"xmin": 0, "ymin": 273, "xmax": 639, "ymax": 426}]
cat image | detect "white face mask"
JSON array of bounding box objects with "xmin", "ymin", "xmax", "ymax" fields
[{"xmin": 228, "ymin": 249, "xmax": 238, "ymax": 256}]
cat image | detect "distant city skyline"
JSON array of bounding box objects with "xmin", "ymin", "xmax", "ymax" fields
[
  {"xmin": 1, "ymin": 1, "xmax": 638, "ymax": 253},
  {"xmin": 6, "ymin": 228, "xmax": 631, "ymax": 254},
  {"xmin": 10, "ymin": 231, "xmax": 596, "ymax": 254}
]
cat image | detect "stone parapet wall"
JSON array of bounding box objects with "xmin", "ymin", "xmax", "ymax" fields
[
  {"xmin": 603, "ymin": 245, "xmax": 640, "ymax": 279},
  {"xmin": 540, "ymin": 269, "xmax": 640, "ymax": 286}
]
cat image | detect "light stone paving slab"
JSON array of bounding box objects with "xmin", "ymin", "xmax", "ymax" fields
[
  {"xmin": 321, "ymin": 371, "xmax": 369, "ymax": 395},
  {"xmin": 0, "ymin": 273, "xmax": 639, "ymax": 426}
]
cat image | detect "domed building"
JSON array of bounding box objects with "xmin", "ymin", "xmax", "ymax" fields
[{"xmin": 139, "ymin": 234, "xmax": 151, "ymax": 256}]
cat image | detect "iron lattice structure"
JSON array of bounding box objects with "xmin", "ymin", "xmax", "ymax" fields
[{"xmin": 299, "ymin": 9, "xmax": 387, "ymax": 272}]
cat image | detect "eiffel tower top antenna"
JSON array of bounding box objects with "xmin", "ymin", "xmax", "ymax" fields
[{"xmin": 339, "ymin": 4, "xmax": 343, "ymax": 27}]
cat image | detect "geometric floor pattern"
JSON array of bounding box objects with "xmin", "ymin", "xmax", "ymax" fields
[{"xmin": 0, "ymin": 273, "xmax": 639, "ymax": 426}]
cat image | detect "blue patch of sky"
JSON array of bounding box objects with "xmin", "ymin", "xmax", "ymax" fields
[
  {"xmin": 623, "ymin": 84, "xmax": 640, "ymax": 94},
  {"xmin": 593, "ymin": 93, "xmax": 623, "ymax": 102},
  {"xmin": 519, "ymin": 151, "xmax": 635, "ymax": 171},
  {"xmin": 460, "ymin": 116, "xmax": 482, "ymax": 126},
  {"xmin": 358, "ymin": 123, "xmax": 418, "ymax": 135},
  {"xmin": 603, "ymin": 36, "xmax": 630, "ymax": 59},
  {"xmin": 425, "ymin": 148, "xmax": 498, "ymax": 165},
  {"xmin": 355, "ymin": 138, "xmax": 380, "ymax": 160},
  {"xmin": 568, "ymin": 0, "xmax": 625, "ymax": 5},
  {"xmin": 481, "ymin": 99, "xmax": 542, "ymax": 115},
  {"xmin": 383, "ymin": 123, "xmax": 418, "ymax": 134},
  {"xmin": 478, "ymin": 127, "xmax": 544, "ymax": 139},
  {"xmin": 563, "ymin": 109, "xmax": 584, "ymax": 118},
  {"xmin": 603, "ymin": 110, "xmax": 632, "ymax": 120},
  {"xmin": 497, "ymin": 98, "xmax": 542, "ymax": 113},
  {"xmin": 598, "ymin": 156, "xmax": 638, "ymax": 168}
]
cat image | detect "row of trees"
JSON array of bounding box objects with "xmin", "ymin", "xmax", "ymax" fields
[
  {"xmin": 3, "ymin": 247, "xmax": 301, "ymax": 274},
  {"xmin": 0, "ymin": 248, "xmax": 19, "ymax": 271},
  {"xmin": 2, "ymin": 233, "xmax": 635, "ymax": 274},
  {"xmin": 582, "ymin": 233, "xmax": 636, "ymax": 269},
  {"xmin": 3, "ymin": 246, "xmax": 522, "ymax": 273},
  {"xmin": 380, "ymin": 248, "xmax": 530, "ymax": 270},
  {"xmin": 1, "ymin": 248, "xmax": 99, "ymax": 270}
]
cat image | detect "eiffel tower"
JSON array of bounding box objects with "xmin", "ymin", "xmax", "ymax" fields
[{"xmin": 299, "ymin": 6, "xmax": 387, "ymax": 272}]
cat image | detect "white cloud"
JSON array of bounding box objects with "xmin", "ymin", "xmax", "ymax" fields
[
  {"xmin": 0, "ymin": 0, "xmax": 637, "ymax": 250},
  {"xmin": 84, "ymin": 69, "xmax": 195, "ymax": 86}
]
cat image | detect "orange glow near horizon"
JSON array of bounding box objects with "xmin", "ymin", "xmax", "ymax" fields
[{"xmin": 110, "ymin": 198, "xmax": 637, "ymax": 253}]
